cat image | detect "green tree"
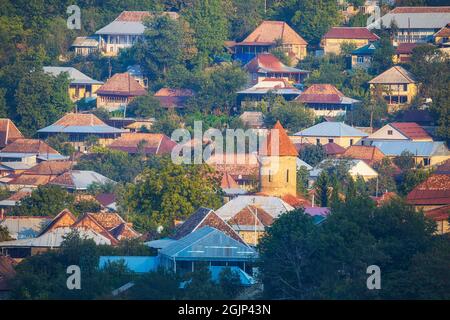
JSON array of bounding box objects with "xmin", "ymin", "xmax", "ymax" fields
[
  {"xmin": 394, "ymin": 150, "xmax": 416, "ymax": 171},
  {"xmin": 127, "ymin": 95, "xmax": 163, "ymax": 119},
  {"xmin": 219, "ymin": 267, "xmax": 243, "ymax": 299},
  {"xmin": 398, "ymin": 168, "xmax": 430, "ymax": 196},
  {"xmin": 129, "ymin": 268, "xmax": 181, "ymax": 300},
  {"xmin": 183, "ymin": 0, "xmax": 230, "ymax": 66},
  {"xmin": 264, "ymin": 98, "xmax": 316, "ymax": 133},
  {"xmin": 0, "ymin": 225, "xmax": 12, "ymax": 242},
  {"xmin": 370, "ymin": 33, "xmax": 395, "ymax": 75},
  {"xmin": 46, "ymin": 134, "xmax": 76, "ymax": 156},
  {"xmin": 119, "ymin": 157, "xmax": 223, "ymax": 232},
  {"xmin": 300, "ymin": 144, "xmax": 326, "ymax": 167},
  {"xmin": 367, "ymin": 158, "xmax": 397, "ymax": 196},
  {"xmin": 15, "ymin": 70, "xmax": 73, "ymax": 136},
  {"xmin": 315, "ymin": 171, "xmax": 330, "ymax": 207},
  {"xmin": 11, "ymin": 185, "xmax": 75, "ymax": 217},
  {"xmin": 183, "ymin": 262, "xmax": 225, "ymax": 299}
]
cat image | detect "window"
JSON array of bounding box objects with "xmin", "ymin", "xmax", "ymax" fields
[
  {"xmin": 328, "ymin": 139, "xmax": 334, "ymax": 143},
  {"xmin": 403, "ymin": 84, "xmax": 407, "ymax": 91},
  {"xmin": 268, "ymin": 170, "xmax": 272, "ymax": 182},
  {"xmin": 350, "ymin": 139, "xmax": 354, "ymax": 146},
  {"xmin": 423, "ymin": 158, "xmax": 430, "ymax": 166},
  {"xmin": 387, "ymin": 130, "xmax": 393, "ymax": 135},
  {"xmin": 286, "ymin": 170, "xmax": 289, "ymax": 183},
  {"xmin": 316, "ymin": 139, "xmax": 321, "ymax": 145},
  {"xmin": 357, "ymin": 56, "xmax": 364, "ymax": 63}
]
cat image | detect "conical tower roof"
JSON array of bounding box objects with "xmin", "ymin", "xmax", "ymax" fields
[{"xmin": 260, "ymin": 121, "xmax": 298, "ymax": 156}]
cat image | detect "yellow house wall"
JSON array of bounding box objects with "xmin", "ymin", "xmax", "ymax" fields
[
  {"xmin": 370, "ymin": 83, "xmax": 418, "ymax": 113},
  {"xmin": 299, "ymin": 136, "xmax": 363, "ymax": 148},
  {"xmin": 260, "ymin": 156, "xmax": 297, "ymax": 197},
  {"xmin": 68, "ymin": 84, "xmax": 102, "ymax": 102},
  {"xmin": 323, "ymin": 38, "xmax": 369, "ymax": 55}
]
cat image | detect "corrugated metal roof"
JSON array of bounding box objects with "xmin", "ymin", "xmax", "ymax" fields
[
  {"xmin": 295, "ymin": 122, "xmax": 368, "ymax": 137},
  {"xmin": 43, "ymin": 67, "xmax": 103, "ymax": 85},
  {"xmin": 49, "ymin": 170, "xmax": 115, "ymax": 190},
  {"xmin": 368, "ymin": 9, "xmax": 450, "ymax": 30},
  {"xmin": 297, "ymin": 158, "xmax": 313, "ymax": 170},
  {"xmin": 371, "ymin": 140, "xmax": 450, "ymax": 157},
  {"xmin": 38, "ymin": 125, "xmax": 125, "ymax": 134},
  {"xmin": 0, "ymin": 227, "xmax": 111, "ymax": 247},
  {"xmin": 0, "ymin": 217, "xmax": 51, "ymax": 239},
  {"xmin": 96, "ymin": 21, "xmax": 146, "ymax": 35},
  {"xmin": 99, "ymin": 256, "xmax": 159, "ymax": 273},
  {"xmin": 160, "ymin": 226, "xmax": 257, "ymax": 261},
  {"xmin": 215, "ymin": 195, "xmax": 294, "ymax": 221}
]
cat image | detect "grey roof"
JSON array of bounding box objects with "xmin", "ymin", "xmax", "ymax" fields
[
  {"xmin": 160, "ymin": 226, "xmax": 257, "ymax": 261},
  {"xmin": 215, "ymin": 195, "xmax": 294, "ymax": 221},
  {"xmin": 0, "ymin": 162, "xmax": 33, "ymax": 171},
  {"xmin": 294, "ymin": 122, "xmax": 368, "ymax": 137},
  {"xmin": 50, "ymin": 170, "xmax": 115, "ymax": 190},
  {"xmin": 37, "ymin": 125, "xmax": 125, "ymax": 135},
  {"xmin": 145, "ymin": 238, "xmax": 177, "ymax": 250},
  {"xmin": 237, "ymin": 87, "xmax": 302, "ymax": 95},
  {"xmin": 368, "ymin": 10, "xmax": 450, "ymax": 30},
  {"xmin": 43, "ymin": 67, "xmax": 103, "ymax": 86},
  {"xmin": 0, "ymin": 152, "xmax": 68, "ymax": 161},
  {"xmin": 96, "ymin": 21, "xmax": 146, "ymax": 35},
  {"xmin": 297, "ymin": 158, "xmax": 313, "ymax": 171},
  {"xmin": 371, "ymin": 140, "xmax": 450, "ymax": 157},
  {"xmin": 0, "ymin": 217, "xmax": 51, "ymax": 239},
  {"xmin": 368, "ymin": 66, "xmax": 416, "ymax": 84},
  {"xmin": 0, "ymin": 227, "xmax": 111, "ymax": 247}
]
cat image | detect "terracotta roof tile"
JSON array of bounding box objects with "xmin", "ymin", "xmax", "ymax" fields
[
  {"xmin": 221, "ymin": 172, "xmax": 240, "ymax": 189},
  {"xmin": 240, "ymin": 21, "xmax": 307, "ymax": 45},
  {"xmin": 390, "ymin": 122, "xmax": 432, "ymax": 140},
  {"xmin": 406, "ymin": 174, "xmax": 450, "ymax": 205},
  {"xmin": 108, "ymin": 133, "xmax": 176, "ymax": 155},
  {"xmin": 323, "ymin": 27, "xmax": 379, "ymax": 41},
  {"xmin": 260, "ymin": 121, "xmax": 298, "ymax": 156},
  {"xmin": 342, "ymin": 145, "xmax": 385, "ymax": 165},
  {"xmin": 323, "ymin": 142, "xmax": 346, "ymax": 155},
  {"xmin": 228, "ymin": 205, "xmax": 274, "ymax": 227},
  {"xmin": 395, "ymin": 43, "xmax": 420, "ymax": 54},
  {"xmin": 391, "ymin": 6, "xmax": 450, "ymax": 13},
  {"xmin": 7, "ymin": 174, "xmax": 58, "ymax": 187},
  {"xmin": 53, "ymin": 113, "xmax": 106, "ymax": 126},
  {"xmin": 24, "ymin": 161, "xmax": 73, "ymax": 175},
  {"xmin": 296, "ymin": 84, "xmax": 346, "ymax": 104},
  {"xmin": 434, "ymin": 24, "xmax": 450, "ymax": 38},
  {"xmin": 0, "ymin": 119, "xmax": 24, "ymax": 148},
  {"xmin": 97, "ymin": 73, "xmax": 147, "ymax": 97},
  {"xmin": 73, "ymin": 213, "xmax": 119, "ymax": 245},
  {"xmin": 1, "ymin": 139, "xmax": 59, "ymax": 155},
  {"xmin": 109, "ymin": 222, "xmax": 141, "ymax": 240},
  {"xmin": 39, "ymin": 209, "xmax": 77, "ymax": 235}
]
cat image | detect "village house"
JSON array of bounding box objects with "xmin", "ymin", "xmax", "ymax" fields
[
  {"xmin": 295, "ymin": 84, "xmax": 360, "ymax": 117},
  {"xmin": 368, "ymin": 6, "xmax": 450, "ymax": 44},
  {"xmin": 108, "ymin": 132, "xmax": 176, "ymax": 156},
  {"xmin": 48, "ymin": 170, "xmax": 115, "ymax": 191},
  {"xmin": 321, "ymin": 27, "xmax": 379, "ymax": 55},
  {"xmin": 0, "ymin": 139, "xmax": 67, "ymax": 164},
  {"xmin": 231, "ymin": 21, "xmax": 308, "ymax": 64},
  {"xmin": 433, "ymin": 23, "xmax": 450, "ymax": 46},
  {"xmin": 371, "ymin": 140, "xmax": 450, "ymax": 167},
  {"xmin": 322, "ymin": 142, "xmax": 346, "ymax": 157},
  {"xmin": 239, "ymin": 111, "xmax": 265, "ymax": 129},
  {"xmin": 363, "ymin": 122, "xmax": 433, "ymax": 144},
  {"xmin": 37, "ymin": 113, "xmax": 125, "ymax": 151},
  {"xmin": 0, "ymin": 209, "xmax": 140, "ymax": 258},
  {"xmin": 96, "ymin": 73, "xmax": 148, "ymax": 111},
  {"xmin": 339, "ymin": 0, "xmax": 379, "ymax": 22},
  {"xmin": 244, "ymin": 52, "xmax": 310, "ymax": 85},
  {"xmin": 95, "ymin": 11, "xmax": 179, "ymax": 56},
  {"xmin": 393, "ymin": 43, "xmax": 421, "ymax": 64},
  {"xmin": 350, "ymin": 42, "xmax": 378, "ymax": 70},
  {"xmin": 6, "ymin": 161, "xmax": 73, "ymax": 191},
  {"xmin": 154, "ymin": 88, "xmax": 194, "ymax": 109},
  {"xmin": 0, "ymin": 190, "xmax": 32, "ymax": 217},
  {"xmin": 220, "ymin": 172, "xmax": 247, "ymax": 199},
  {"xmin": 70, "ymin": 36, "xmax": 99, "ymax": 56},
  {"xmin": 368, "ymin": 66, "xmax": 418, "ymax": 112},
  {"xmin": 0, "ymin": 214, "xmax": 51, "ymax": 240},
  {"xmin": 309, "ymin": 159, "xmax": 379, "ymax": 183},
  {"xmin": 0, "ymin": 119, "xmax": 24, "ymax": 149},
  {"xmin": 425, "ymin": 205, "xmax": 450, "ymax": 234},
  {"xmin": 407, "ymin": 174, "xmax": 450, "ymax": 212},
  {"xmin": 294, "ymin": 122, "xmax": 368, "ymax": 148},
  {"xmin": 126, "ymin": 65, "xmax": 148, "ymax": 89},
  {"xmin": 237, "ymin": 78, "xmax": 302, "ymax": 109},
  {"xmin": 340, "ymin": 145, "xmax": 385, "ymax": 166},
  {"xmin": 43, "ymin": 67, "xmax": 104, "ymax": 102}
]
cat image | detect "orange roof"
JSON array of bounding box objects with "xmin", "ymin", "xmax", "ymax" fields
[
  {"xmin": 342, "ymin": 145, "xmax": 385, "ymax": 165},
  {"xmin": 88, "ymin": 212, "xmax": 126, "ymax": 230},
  {"xmin": 108, "ymin": 133, "xmax": 176, "ymax": 155},
  {"xmin": 2, "ymin": 139, "xmax": 59, "ymax": 154},
  {"xmin": 240, "ymin": 21, "xmax": 307, "ymax": 45},
  {"xmin": 97, "ymin": 73, "xmax": 147, "ymax": 97},
  {"xmin": 228, "ymin": 205, "xmax": 274, "ymax": 227},
  {"xmin": 7, "ymin": 174, "xmax": 58, "ymax": 187},
  {"xmin": 435, "ymin": 24, "xmax": 450, "ymax": 38},
  {"xmin": 109, "ymin": 222, "xmax": 141, "ymax": 240},
  {"xmin": 5, "ymin": 190, "xmax": 31, "ymax": 201},
  {"xmin": 53, "ymin": 113, "xmax": 107, "ymax": 126},
  {"xmin": 371, "ymin": 192, "xmax": 398, "ymax": 207},
  {"xmin": 260, "ymin": 121, "xmax": 298, "ymax": 156},
  {"xmin": 323, "ymin": 27, "xmax": 379, "ymax": 41},
  {"xmin": 24, "ymin": 161, "xmax": 73, "ymax": 175},
  {"xmin": 281, "ymin": 194, "xmax": 312, "ymax": 208},
  {"xmin": 221, "ymin": 172, "xmax": 240, "ymax": 189},
  {"xmin": 40, "ymin": 209, "xmax": 77, "ymax": 235},
  {"xmin": 407, "ymin": 174, "xmax": 450, "ymax": 206},
  {"xmin": 296, "ymin": 84, "xmax": 346, "ymax": 104},
  {"xmin": 154, "ymin": 88, "xmax": 194, "ymax": 97},
  {"xmin": 73, "ymin": 213, "xmax": 119, "ymax": 245},
  {"xmin": 389, "ymin": 122, "xmax": 432, "ymax": 140},
  {"xmin": 0, "ymin": 119, "xmax": 24, "ymax": 148}
]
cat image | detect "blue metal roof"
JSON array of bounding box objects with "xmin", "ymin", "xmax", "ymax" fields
[
  {"xmin": 295, "ymin": 122, "xmax": 368, "ymax": 137},
  {"xmin": 160, "ymin": 226, "xmax": 258, "ymax": 261},
  {"xmin": 37, "ymin": 125, "xmax": 125, "ymax": 134},
  {"xmin": 371, "ymin": 140, "xmax": 450, "ymax": 157},
  {"xmin": 96, "ymin": 21, "xmax": 146, "ymax": 35},
  {"xmin": 99, "ymin": 256, "xmax": 159, "ymax": 273}
]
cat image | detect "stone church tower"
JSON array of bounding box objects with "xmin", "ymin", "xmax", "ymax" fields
[{"xmin": 259, "ymin": 121, "xmax": 298, "ymax": 197}]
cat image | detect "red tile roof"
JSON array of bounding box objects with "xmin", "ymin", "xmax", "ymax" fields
[
  {"xmin": 245, "ymin": 53, "xmax": 308, "ymax": 74},
  {"xmin": 0, "ymin": 119, "xmax": 23, "ymax": 148},
  {"xmin": 323, "ymin": 27, "xmax": 379, "ymax": 41},
  {"xmin": 395, "ymin": 43, "xmax": 420, "ymax": 55},
  {"xmin": 53, "ymin": 113, "xmax": 107, "ymax": 126},
  {"xmin": 425, "ymin": 205, "xmax": 450, "ymax": 221},
  {"xmin": 240, "ymin": 21, "xmax": 307, "ymax": 45},
  {"xmin": 39, "ymin": 209, "xmax": 77, "ymax": 235},
  {"xmin": 260, "ymin": 121, "xmax": 298, "ymax": 156},
  {"xmin": 24, "ymin": 161, "xmax": 73, "ymax": 175},
  {"xmin": 389, "ymin": 122, "xmax": 432, "ymax": 140},
  {"xmin": 108, "ymin": 133, "xmax": 176, "ymax": 155},
  {"xmin": 406, "ymin": 174, "xmax": 450, "ymax": 206},
  {"xmin": 342, "ymin": 145, "xmax": 385, "ymax": 165},
  {"xmin": 97, "ymin": 73, "xmax": 147, "ymax": 97},
  {"xmin": 154, "ymin": 88, "xmax": 194, "ymax": 109},
  {"xmin": 296, "ymin": 84, "xmax": 346, "ymax": 104},
  {"xmin": 281, "ymin": 194, "xmax": 312, "ymax": 208},
  {"xmin": 323, "ymin": 142, "xmax": 346, "ymax": 155},
  {"xmin": 435, "ymin": 159, "xmax": 450, "ymax": 175},
  {"xmin": 391, "ymin": 6, "xmax": 450, "ymax": 13},
  {"xmin": 434, "ymin": 24, "xmax": 450, "ymax": 38},
  {"xmin": 228, "ymin": 205, "xmax": 274, "ymax": 227},
  {"xmin": 2, "ymin": 139, "xmax": 59, "ymax": 154}
]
